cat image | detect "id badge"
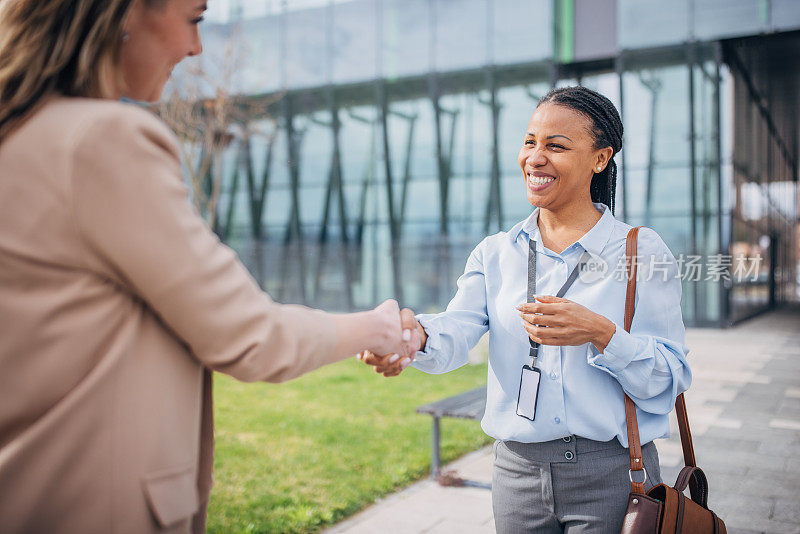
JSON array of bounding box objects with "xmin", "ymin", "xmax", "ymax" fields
[{"xmin": 516, "ymin": 365, "xmax": 541, "ymax": 421}]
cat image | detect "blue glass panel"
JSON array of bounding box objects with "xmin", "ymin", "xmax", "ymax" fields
[
  {"xmin": 492, "ymin": 0, "xmax": 552, "ymax": 64},
  {"xmin": 338, "ymin": 104, "xmax": 378, "ymax": 185},
  {"xmin": 296, "ymin": 117, "xmax": 334, "ymax": 188},
  {"xmin": 403, "ymin": 178, "xmax": 441, "ymax": 224},
  {"xmin": 462, "ymin": 173, "xmax": 493, "ymax": 223},
  {"xmin": 382, "ymin": 0, "xmax": 431, "ymax": 79},
  {"xmin": 238, "ymin": 16, "xmax": 283, "ymax": 93},
  {"xmin": 298, "ymin": 185, "xmax": 328, "ymax": 225},
  {"xmin": 446, "ymin": 176, "xmax": 473, "ymax": 228},
  {"xmin": 364, "ymin": 180, "xmax": 391, "ymax": 225},
  {"xmin": 284, "ymin": 5, "xmax": 330, "ymax": 88},
  {"xmin": 618, "ymin": 0, "xmax": 690, "ymax": 48},
  {"xmin": 269, "ymin": 129, "xmax": 291, "ymax": 187},
  {"xmin": 434, "ymin": 0, "xmax": 488, "ymax": 71},
  {"xmin": 502, "ymin": 172, "xmax": 535, "ymax": 224},
  {"xmin": 772, "ymin": 0, "xmax": 800, "ymax": 31},
  {"xmin": 441, "ymin": 92, "xmax": 493, "ymax": 179},
  {"xmin": 385, "ymin": 98, "xmax": 438, "ymax": 187},
  {"xmin": 264, "ymin": 186, "xmax": 291, "ymax": 226},
  {"xmin": 623, "ymin": 65, "xmax": 690, "ymax": 171},
  {"xmin": 622, "ymin": 166, "xmax": 693, "ymax": 219},
  {"xmin": 694, "ymin": 0, "xmax": 768, "ymax": 40},
  {"xmin": 693, "ymin": 60, "xmax": 721, "ymax": 221},
  {"xmin": 331, "ymin": 0, "xmax": 378, "ymax": 84},
  {"xmin": 247, "ymin": 120, "xmax": 280, "ymax": 186}
]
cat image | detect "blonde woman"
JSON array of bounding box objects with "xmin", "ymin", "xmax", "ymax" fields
[{"xmin": 0, "ymin": 1, "xmax": 418, "ymax": 532}]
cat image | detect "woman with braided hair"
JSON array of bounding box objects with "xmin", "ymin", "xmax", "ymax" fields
[{"xmin": 361, "ymin": 86, "xmax": 691, "ymax": 532}]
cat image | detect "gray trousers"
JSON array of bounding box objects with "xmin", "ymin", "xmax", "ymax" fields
[{"xmin": 492, "ymin": 437, "xmax": 662, "ymax": 533}]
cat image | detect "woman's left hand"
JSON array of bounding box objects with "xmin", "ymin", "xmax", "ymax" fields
[{"xmin": 517, "ymin": 295, "xmax": 616, "ymax": 352}]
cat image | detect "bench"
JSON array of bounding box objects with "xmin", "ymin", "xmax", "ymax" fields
[{"xmin": 416, "ymin": 386, "xmax": 490, "ymax": 489}]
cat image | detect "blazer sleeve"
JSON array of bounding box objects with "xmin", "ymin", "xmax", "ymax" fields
[{"xmin": 68, "ymin": 105, "xmax": 339, "ymax": 383}]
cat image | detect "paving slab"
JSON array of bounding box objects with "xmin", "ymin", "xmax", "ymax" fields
[{"xmin": 326, "ymin": 305, "xmax": 800, "ymax": 533}]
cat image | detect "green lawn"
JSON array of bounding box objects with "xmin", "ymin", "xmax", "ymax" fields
[{"xmin": 207, "ymin": 358, "xmax": 490, "ymax": 533}]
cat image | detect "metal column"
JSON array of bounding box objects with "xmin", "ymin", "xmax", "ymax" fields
[
  {"xmin": 279, "ymin": 95, "xmax": 308, "ymax": 304},
  {"xmin": 376, "ymin": 80, "xmax": 404, "ymax": 302},
  {"xmin": 431, "ymin": 416, "xmax": 440, "ymax": 480},
  {"xmin": 483, "ymin": 67, "xmax": 503, "ymax": 234},
  {"xmin": 688, "ymin": 44, "xmax": 700, "ymax": 324}
]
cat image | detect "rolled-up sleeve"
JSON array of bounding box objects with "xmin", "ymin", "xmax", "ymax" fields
[
  {"xmin": 69, "ymin": 107, "xmax": 339, "ymax": 383},
  {"xmin": 412, "ymin": 240, "xmax": 490, "ymax": 374},
  {"xmin": 587, "ymin": 228, "xmax": 692, "ymax": 415}
]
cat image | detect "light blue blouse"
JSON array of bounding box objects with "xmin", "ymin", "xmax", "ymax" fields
[{"xmin": 412, "ymin": 202, "xmax": 692, "ymax": 447}]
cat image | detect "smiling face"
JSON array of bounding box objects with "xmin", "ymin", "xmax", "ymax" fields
[
  {"xmin": 518, "ymin": 103, "xmax": 613, "ymax": 212},
  {"xmin": 118, "ymin": 0, "xmax": 207, "ymax": 102}
]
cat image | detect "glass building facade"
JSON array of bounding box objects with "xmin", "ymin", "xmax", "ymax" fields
[{"xmin": 173, "ymin": 0, "xmax": 800, "ymax": 326}]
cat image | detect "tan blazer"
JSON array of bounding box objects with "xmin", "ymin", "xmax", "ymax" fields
[{"xmin": 0, "ymin": 97, "xmax": 340, "ymax": 533}]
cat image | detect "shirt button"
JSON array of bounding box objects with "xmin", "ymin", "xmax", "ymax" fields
[
  {"xmin": 550, "ymin": 371, "xmax": 558, "ymax": 380},
  {"xmin": 554, "ymin": 417, "xmax": 561, "ymax": 424},
  {"xmin": 563, "ymin": 436, "xmax": 572, "ymax": 443},
  {"xmin": 565, "ymin": 451, "xmax": 574, "ymax": 460}
]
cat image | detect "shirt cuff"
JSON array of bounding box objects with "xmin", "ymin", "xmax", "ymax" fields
[
  {"xmin": 587, "ymin": 323, "xmax": 640, "ymax": 374},
  {"xmin": 413, "ymin": 315, "xmax": 440, "ymax": 362}
]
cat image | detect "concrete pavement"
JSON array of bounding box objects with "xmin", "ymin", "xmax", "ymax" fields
[{"xmin": 326, "ymin": 305, "xmax": 800, "ymax": 534}]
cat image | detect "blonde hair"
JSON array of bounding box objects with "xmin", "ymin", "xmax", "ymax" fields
[{"xmin": 0, "ymin": 0, "xmax": 142, "ymax": 143}]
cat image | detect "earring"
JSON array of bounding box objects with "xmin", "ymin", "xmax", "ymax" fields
[
  {"xmin": 596, "ymin": 167, "xmax": 602, "ymax": 172},
  {"xmin": 121, "ymin": 31, "xmax": 130, "ymax": 43}
]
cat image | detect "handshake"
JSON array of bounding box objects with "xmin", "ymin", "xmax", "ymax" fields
[{"xmin": 355, "ymin": 299, "xmax": 428, "ymax": 377}]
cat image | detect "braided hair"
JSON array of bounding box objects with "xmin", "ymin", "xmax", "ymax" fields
[{"xmin": 537, "ymin": 86, "xmax": 623, "ymax": 215}]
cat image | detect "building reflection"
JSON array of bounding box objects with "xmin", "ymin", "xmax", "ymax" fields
[{"xmin": 175, "ymin": 0, "xmax": 799, "ymax": 327}]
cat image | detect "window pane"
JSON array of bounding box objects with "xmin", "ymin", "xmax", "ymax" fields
[{"xmin": 618, "ymin": 0, "xmax": 689, "ymax": 48}]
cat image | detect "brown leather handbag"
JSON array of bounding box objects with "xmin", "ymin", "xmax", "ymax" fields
[{"xmin": 619, "ymin": 227, "xmax": 726, "ymax": 534}]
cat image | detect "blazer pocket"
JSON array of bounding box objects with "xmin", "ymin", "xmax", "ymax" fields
[{"xmin": 142, "ymin": 463, "xmax": 199, "ymax": 528}]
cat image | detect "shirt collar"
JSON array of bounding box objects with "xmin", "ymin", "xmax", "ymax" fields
[{"xmin": 517, "ymin": 202, "xmax": 615, "ymax": 258}]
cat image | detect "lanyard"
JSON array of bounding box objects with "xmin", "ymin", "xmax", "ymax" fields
[{"xmin": 527, "ymin": 238, "xmax": 591, "ymax": 366}]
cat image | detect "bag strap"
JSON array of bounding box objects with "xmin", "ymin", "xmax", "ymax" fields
[
  {"xmin": 674, "ymin": 465, "xmax": 709, "ymax": 508},
  {"xmin": 623, "ymin": 227, "xmax": 646, "ymax": 494},
  {"xmin": 623, "ymin": 227, "xmax": 696, "ymax": 496},
  {"xmin": 675, "ymin": 392, "xmax": 697, "ymax": 467}
]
